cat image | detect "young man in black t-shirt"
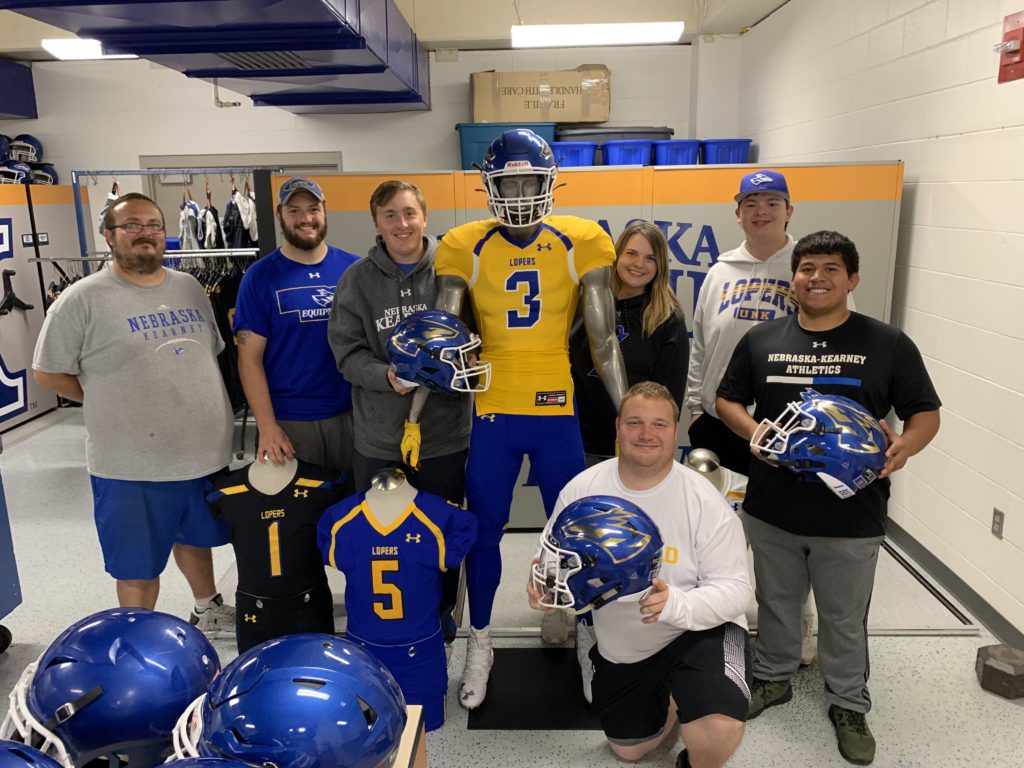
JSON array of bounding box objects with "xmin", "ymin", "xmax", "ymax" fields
[{"xmin": 716, "ymin": 230, "xmax": 941, "ymax": 766}]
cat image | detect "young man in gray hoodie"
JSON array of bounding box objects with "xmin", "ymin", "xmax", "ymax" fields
[{"xmin": 328, "ymin": 179, "xmax": 471, "ymax": 500}]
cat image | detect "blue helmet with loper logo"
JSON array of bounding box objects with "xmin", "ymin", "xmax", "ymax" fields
[
  {"xmin": 533, "ymin": 495, "xmax": 664, "ymax": 613},
  {"xmin": 751, "ymin": 388, "xmax": 888, "ymax": 498},
  {"xmin": 387, "ymin": 309, "xmax": 491, "ymax": 393}
]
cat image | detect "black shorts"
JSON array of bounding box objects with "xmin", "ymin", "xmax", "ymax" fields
[
  {"xmin": 235, "ymin": 580, "xmax": 335, "ymax": 654},
  {"xmin": 591, "ymin": 622, "xmax": 751, "ymax": 744}
]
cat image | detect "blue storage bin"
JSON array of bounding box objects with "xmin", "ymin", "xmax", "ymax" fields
[
  {"xmin": 550, "ymin": 141, "xmax": 597, "ymax": 167},
  {"xmin": 653, "ymin": 139, "xmax": 701, "ymax": 165},
  {"xmin": 602, "ymin": 139, "xmax": 653, "ymax": 166},
  {"xmin": 455, "ymin": 122, "xmax": 557, "ymax": 170},
  {"xmin": 701, "ymin": 138, "xmax": 753, "ymax": 164}
]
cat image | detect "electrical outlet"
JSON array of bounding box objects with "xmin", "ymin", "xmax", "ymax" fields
[{"xmin": 992, "ymin": 508, "xmax": 1005, "ymax": 539}]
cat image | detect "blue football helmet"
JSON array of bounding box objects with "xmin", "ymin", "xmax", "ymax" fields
[
  {"xmin": 0, "ymin": 160, "xmax": 32, "ymax": 184},
  {"xmin": 9, "ymin": 135, "xmax": 42, "ymax": 163},
  {"xmin": 533, "ymin": 495, "xmax": 664, "ymax": 613},
  {"xmin": 29, "ymin": 164, "xmax": 57, "ymax": 185},
  {"xmin": 173, "ymin": 634, "xmax": 407, "ymax": 768},
  {"xmin": 386, "ymin": 309, "xmax": 491, "ymax": 393},
  {"xmin": 0, "ymin": 741, "xmax": 64, "ymax": 768},
  {"xmin": 0, "ymin": 135, "xmax": 11, "ymax": 161},
  {"xmin": 481, "ymin": 128, "xmax": 557, "ymax": 227},
  {"xmin": 0, "ymin": 609, "xmax": 219, "ymax": 768},
  {"xmin": 752, "ymin": 388, "xmax": 888, "ymax": 499}
]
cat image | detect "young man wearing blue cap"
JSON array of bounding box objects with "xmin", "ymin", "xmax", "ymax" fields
[
  {"xmin": 685, "ymin": 170, "xmax": 795, "ymax": 474},
  {"xmin": 234, "ymin": 177, "xmax": 359, "ymax": 485}
]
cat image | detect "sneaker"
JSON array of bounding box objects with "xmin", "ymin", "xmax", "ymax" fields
[
  {"xmin": 800, "ymin": 614, "xmax": 817, "ymax": 666},
  {"xmin": 828, "ymin": 705, "xmax": 875, "ymax": 765},
  {"xmin": 748, "ymin": 677, "xmax": 793, "ymax": 719},
  {"xmin": 540, "ymin": 608, "xmax": 572, "ymax": 644},
  {"xmin": 459, "ymin": 626, "xmax": 494, "ymax": 710},
  {"xmin": 189, "ymin": 594, "xmax": 235, "ymax": 639},
  {"xmin": 575, "ymin": 619, "xmax": 597, "ymax": 704}
]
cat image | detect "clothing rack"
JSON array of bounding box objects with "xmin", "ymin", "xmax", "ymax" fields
[
  {"xmin": 28, "ymin": 249, "xmax": 260, "ymax": 263},
  {"xmin": 69, "ymin": 166, "xmax": 282, "ymax": 262}
]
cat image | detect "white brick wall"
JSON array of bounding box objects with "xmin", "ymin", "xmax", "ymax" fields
[{"xmin": 738, "ymin": 0, "xmax": 1024, "ymax": 632}]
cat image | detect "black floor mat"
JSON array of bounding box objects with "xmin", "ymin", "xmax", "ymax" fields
[{"xmin": 466, "ymin": 647, "xmax": 603, "ymax": 730}]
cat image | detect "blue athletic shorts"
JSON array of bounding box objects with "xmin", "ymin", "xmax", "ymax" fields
[
  {"xmin": 348, "ymin": 628, "xmax": 447, "ymax": 732},
  {"xmin": 465, "ymin": 413, "xmax": 584, "ymax": 549},
  {"xmin": 90, "ymin": 474, "xmax": 229, "ymax": 581}
]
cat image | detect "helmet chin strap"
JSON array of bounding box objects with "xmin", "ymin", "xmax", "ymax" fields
[{"xmin": 42, "ymin": 687, "xmax": 103, "ymax": 732}]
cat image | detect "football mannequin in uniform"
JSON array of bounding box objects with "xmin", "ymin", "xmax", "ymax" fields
[{"xmin": 401, "ymin": 129, "xmax": 627, "ymax": 710}]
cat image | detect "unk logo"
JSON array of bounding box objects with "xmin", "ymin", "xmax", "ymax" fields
[
  {"xmin": 563, "ymin": 508, "xmax": 651, "ymax": 564},
  {"xmin": 748, "ymin": 172, "xmax": 776, "ymax": 186},
  {"xmin": 0, "ymin": 218, "xmax": 12, "ymax": 261},
  {"xmin": 405, "ymin": 533, "xmax": 421, "ymax": 543},
  {"xmin": 311, "ymin": 288, "xmax": 333, "ymax": 308},
  {"xmin": 812, "ymin": 341, "xmax": 828, "ymax": 348},
  {"xmin": 0, "ymin": 352, "xmax": 28, "ymax": 424},
  {"xmin": 536, "ymin": 242, "xmax": 552, "ymax": 251},
  {"xmin": 173, "ymin": 346, "xmax": 185, "ymax": 356},
  {"xmin": 294, "ymin": 488, "xmax": 308, "ymax": 498}
]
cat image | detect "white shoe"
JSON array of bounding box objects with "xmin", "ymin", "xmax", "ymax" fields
[
  {"xmin": 189, "ymin": 594, "xmax": 235, "ymax": 639},
  {"xmin": 541, "ymin": 608, "xmax": 572, "ymax": 644},
  {"xmin": 800, "ymin": 614, "xmax": 816, "ymax": 666},
  {"xmin": 576, "ymin": 619, "xmax": 597, "ymax": 704},
  {"xmin": 459, "ymin": 626, "xmax": 494, "ymax": 709}
]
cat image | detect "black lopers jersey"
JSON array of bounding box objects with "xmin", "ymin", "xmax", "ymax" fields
[{"xmin": 208, "ymin": 461, "xmax": 345, "ymax": 597}]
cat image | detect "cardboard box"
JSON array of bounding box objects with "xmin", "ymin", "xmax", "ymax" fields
[{"xmin": 471, "ymin": 64, "xmax": 610, "ymax": 123}]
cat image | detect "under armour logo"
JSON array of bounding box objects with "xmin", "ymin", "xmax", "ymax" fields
[
  {"xmin": 406, "ymin": 533, "xmax": 421, "ymax": 543},
  {"xmin": 309, "ymin": 272, "xmax": 320, "ymax": 278},
  {"xmin": 294, "ymin": 488, "xmax": 308, "ymax": 498},
  {"xmin": 244, "ymin": 613, "xmax": 257, "ymax": 623},
  {"xmin": 400, "ymin": 288, "xmax": 412, "ymax": 297},
  {"xmin": 480, "ymin": 413, "xmax": 496, "ymax": 422},
  {"xmin": 749, "ymin": 172, "xmax": 775, "ymax": 186},
  {"xmin": 536, "ymin": 242, "xmax": 552, "ymax": 251},
  {"xmin": 812, "ymin": 341, "xmax": 828, "ymax": 348}
]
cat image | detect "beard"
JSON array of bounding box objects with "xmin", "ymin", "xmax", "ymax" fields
[
  {"xmin": 112, "ymin": 239, "xmax": 163, "ymax": 275},
  {"xmin": 281, "ymin": 218, "xmax": 327, "ymax": 251}
]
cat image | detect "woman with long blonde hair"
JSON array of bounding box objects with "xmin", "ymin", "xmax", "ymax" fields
[{"xmin": 570, "ymin": 220, "xmax": 689, "ymax": 464}]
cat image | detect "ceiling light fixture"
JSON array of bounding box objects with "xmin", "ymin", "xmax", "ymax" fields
[
  {"xmin": 41, "ymin": 38, "xmax": 137, "ymax": 61},
  {"xmin": 511, "ymin": 21, "xmax": 685, "ymax": 49}
]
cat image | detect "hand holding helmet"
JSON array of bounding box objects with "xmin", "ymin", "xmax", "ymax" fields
[{"xmin": 386, "ymin": 309, "xmax": 491, "ymax": 393}]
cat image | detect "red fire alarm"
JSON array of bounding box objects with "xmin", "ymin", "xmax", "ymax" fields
[{"xmin": 997, "ymin": 11, "xmax": 1024, "ymax": 84}]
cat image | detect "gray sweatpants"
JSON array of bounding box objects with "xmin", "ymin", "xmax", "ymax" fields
[{"xmin": 743, "ymin": 513, "xmax": 884, "ymax": 713}]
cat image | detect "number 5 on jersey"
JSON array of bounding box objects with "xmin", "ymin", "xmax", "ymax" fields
[{"xmin": 371, "ymin": 559, "xmax": 404, "ymax": 620}]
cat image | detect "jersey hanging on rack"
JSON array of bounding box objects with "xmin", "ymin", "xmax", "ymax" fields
[
  {"xmin": 178, "ymin": 200, "xmax": 201, "ymax": 250},
  {"xmin": 208, "ymin": 460, "xmax": 346, "ymax": 598},
  {"xmin": 201, "ymin": 205, "xmax": 225, "ymax": 249},
  {"xmin": 318, "ymin": 490, "xmax": 477, "ymax": 644},
  {"xmin": 223, "ymin": 194, "xmax": 256, "ymax": 249}
]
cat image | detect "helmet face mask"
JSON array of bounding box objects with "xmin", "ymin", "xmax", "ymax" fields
[
  {"xmin": 752, "ymin": 388, "xmax": 888, "ymax": 498},
  {"xmin": 481, "ymin": 129, "xmax": 557, "ymax": 228},
  {"xmin": 0, "ymin": 161, "xmax": 32, "ymax": 184},
  {"xmin": 9, "ymin": 135, "xmax": 42, "ymax": 164},
  {"xmin": 532, "ymin": 495, "xmax": 663, "ymax": 614},
  {"xmin": 387, "ymin": 309, "xmax": 491, "ymax": 393},
  {"xmin": 173, "ymin": 634, "xmax": 407, "ymax": 768},
  {"xmin": 0, "ymin": 609, "xmax": 220, "ymax": 768}
]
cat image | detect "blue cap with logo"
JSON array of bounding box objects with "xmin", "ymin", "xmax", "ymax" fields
[
  {"xmin": 734, "ymin": 170, "xmax": 790, "ymax": 203},
  {"xmin": 278, "ymin": 177, "xmax": 325, "ymax": 206}
]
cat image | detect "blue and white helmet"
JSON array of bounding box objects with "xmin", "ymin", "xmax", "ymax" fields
[
  {"xmin": 533, "ymin": 495, "xmax": 664, "ymax": 613},
  {"xmin": 480, "ymin": 128, "xmax": 557, "ymax": 227},
  {"xmin": 0, "ymin": 740, "xmax": 64, "ymax": 768},
  {"xmin": 29, "ymin": 164, "xmax": 58, "ymax": 185},
  {"xmin": 0, "ymin": 135, "xmax": 11, "ymax": 161},
  {"xmin": 0, "ymin": 160, "xmax": 32, "ymax": 184},
  {"xmin": 0, "ymin": 609, "xmax": 219, "ymax": 768},
  {"xmin": 173, "ymin": 634, "xmax": 407, "ymax": 768},
  {"xmin": 752, "ymin": 388, "xmax": 888, "ymax": 498},
  {"xmin": 8, "ymin": 135, "xmax": 42, "ymax": 163},
  {"xmin": 387, "ymin": 309, "xmax": 491, "ymax": 393}
]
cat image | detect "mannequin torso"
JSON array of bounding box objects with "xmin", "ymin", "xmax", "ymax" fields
[
  {"xmin": 248, "ymin": 457, "xmax": 299, "ymax": 495},
  {"xmin": 365, "ymin": 467, "xmax": 417, "ymax": 525}
]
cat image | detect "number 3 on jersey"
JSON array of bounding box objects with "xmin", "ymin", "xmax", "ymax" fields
[
  {"xmin": 506, "ymin": 270, "xmax": 541, "ymax": 328},
  {"xmin": 371, "ymin": 559, "xmax": 404, "ymax": 620}
]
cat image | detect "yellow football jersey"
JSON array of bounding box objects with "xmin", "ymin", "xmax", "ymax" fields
[{"xmin": 435, "ymin": 215, "xmax": 615, "ymax": 416}]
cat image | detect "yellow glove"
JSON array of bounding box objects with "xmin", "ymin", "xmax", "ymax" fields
[{"xmin": 401, "ymin": 420, "xmax": 422, "ymax": 470}]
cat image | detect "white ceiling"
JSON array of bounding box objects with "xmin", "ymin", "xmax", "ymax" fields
[{"xmin": 0, "ymin": 0, "xmax": 789, "ymax": 60}]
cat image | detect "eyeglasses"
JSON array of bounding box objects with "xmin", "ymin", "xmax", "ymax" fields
[{"xmin": 110, "ymin": 222, "xmax": 166, "ymax": 234}]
